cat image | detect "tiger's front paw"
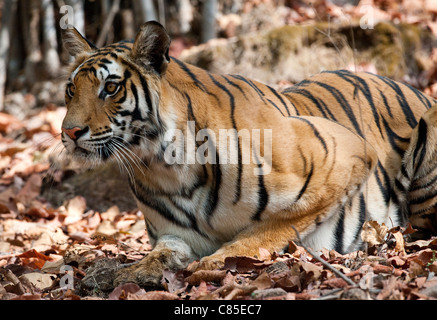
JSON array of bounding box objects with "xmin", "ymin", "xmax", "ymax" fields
[
  {"xmin": 113, "ymin": 249, "xmax": 173, "ymax": 288},
  {"xmin": 187, "ymin": 255, "xmax": 225, "ymax": 272}
]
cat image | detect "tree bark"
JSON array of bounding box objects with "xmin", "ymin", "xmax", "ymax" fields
[
  {"xmin": 134, "ymin": 0, "xmax": 157, "ymax": 25},
  {"xmin": 179, "ymin": 0, "xmax": 193, "ymax": 34},
  {"xmin": 0, "ymin": 0, "xmax": 17, "ymax": 109},
  {"xmin": 41, "ymin": 0, "xmax": 61, "ymax": 79},
  {"xmin": 201, "ymin": 0, "xmax": 217, "ymax": 43}
]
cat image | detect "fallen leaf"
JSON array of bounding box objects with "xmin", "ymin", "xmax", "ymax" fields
[
  {"xmin": 185, "ymin": 269, "xmax": 227, "ymax": 286},
  {"xmin": 18, "ymin": 249, "xmax": 53, "ymax": 269},
  {"xmin": 162, "ymin": 270, "xmax": 187, "ymax": 293},
  {"xmin": 19, "ymin": 272, "xmax": 55, "ymax": 290},
  {"xmin": 223, "ymin": 256, "xmax": 266, "ymax": 273},
  {"xmin": 63, "ymin": 196, "xmax": 86, "ymax": 225},
  {"xmin": 108, "ymin": 283, "xmax": 144, "ymax": 300},
  {"xmin": 391, "ymin": 230, "xmax": 406, "ymax": 254},
  {"xmin": 361, "ymin": 220, "xmax": 388, "ymax": 246}
]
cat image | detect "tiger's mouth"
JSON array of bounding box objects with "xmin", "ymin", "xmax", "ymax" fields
[
  {"xmin": 68, "ymin": 140, "xmax": 113, "ymax": 162},
  {"xmin": 73, "ymin": 146, "xmax": 91, "ymax": 157}
]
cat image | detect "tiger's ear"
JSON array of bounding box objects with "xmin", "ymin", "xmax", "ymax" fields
[
  {"xmin": 131, "ymin": 21, "xmax": 171, "ymax": 75},
  {"xmin": 61, "ymin": 27, "xmax": 97, "ymax": 57}
]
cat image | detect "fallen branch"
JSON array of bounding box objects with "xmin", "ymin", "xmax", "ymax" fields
[{"xmin": 291, "ymin": 225, "xmax": 357, "ymax": 287}]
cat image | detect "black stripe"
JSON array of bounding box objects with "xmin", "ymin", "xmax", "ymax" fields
[
  {"xmin": 394, "ymin": 178, "xmax": 406, "ymax": 193},
  {"xmin": 375, "ymin": 74, "xmax": 417, "ymax": 128},
  {"xmin": 375, "ymin": 162, "xmax": 391, "ymax": 204},
  {"xmin": 409, "ymin": 188, "xmax": 437, "ymax": 205},
  {"xmin": 334, "ymin": 204, "xmax": 346, "ymax": 254},
  {"xmin": 130, "ymin": 82, "xmax": 144, "ymax": 121},
  {"xmin": 131, "ymin": 180, "xmax": 191, "ymax": 229},
  {"xmin": 172, "ymin": 58, "xmax": 208, "ymax": 92},
  {"xmin": 285, "ymin": 87, "xmax": 337, "ymax": 121},
  {"xmin": 280, "ymin": 93, "xmax": 300, "ymax": 116},
  {"xmin": 98, "ymin": 63, "xmax": 109, "ymax": 73},
  {"xmin": 358, "ymin": 193, "xmax": 367, "ymax": 234},
  {"xmin": 311, "ymin": 80, "xmax": 364, "ymax": 138},
  {"xmin": 290, "ymin": 117, "xmax": 328, "ymax": 154},
  {"xmin": 377, "ymin": 89, "xmax": 393, "ymax": 118},
  {"xmin": 230, "ymin": 75, "xmax": 265, "ymax": 100},
  {"xmin": 381, "ymin": 115, "xmax": 409, "ymax": 156},
  {"xmin": 220, "ymin": 75, "xmax": 248, "ymax": 100},
  {"xmin": 208, "ymin": 73, "xmax": 243, "ymax": 204},
  {"xmin": 266, "ymin": 85, "xmax": 291, "ymax": 116},
  {"xmin": 205, "ymin": 155, "xmax": 222, "ymax": 225},
  {"xmin": 413, "ymin": 119, "xmax": 428, "ymax": 175},
  {"xmin": 136, "ymin": 72, "xmax": 153, "ymax": 115},
  {"xmin": 411, "ymin": 166, "xmax": 437, "ymax": 191},
  {"xmin": 403, "ymin": 82, "xmax": 433, "ymax": 109},
  {"xmin": 172, "ymin": 58, "xmax": 221, "ymax": 104},
  {"xmin": 252, "ymin": 154, "xmax": 269, "ymax": 221},
  {"xmin": 295, "ymin": 161, "xmax": 314, "ymax": 202},
  {"xmin": 167, "ymin": 198, "xmax": 210, "ymax": 239},
  {"xmin": 329, "ymin": 70, "xmax": 383, "ymax": 136},
  {"xmin": 266, "ymin": 98, "xmax": 285, "ymax": 116}
]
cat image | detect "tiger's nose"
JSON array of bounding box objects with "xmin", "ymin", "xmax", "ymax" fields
[{"xmin": 62, "ymin": 126, "xmax": 89, "ymax": 140}]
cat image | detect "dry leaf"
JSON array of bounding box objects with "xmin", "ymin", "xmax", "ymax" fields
[
  {"xmin": 361, "ymin": 220, "xmax": 388, "ymax": 246},
  {"xmin": 19, "ymin": 272, "xmax": 55, "ymax": 290},
  {"xmin": 108, "ymin": 283, "xmax": 144, "ymax": 300},
  {"xmin": 391, "ymin": 231, "xmax": 406, "ymax": 254},
  {"xmin": 64, "ymin": 196, "xmax": 87, "ymax": 225}
]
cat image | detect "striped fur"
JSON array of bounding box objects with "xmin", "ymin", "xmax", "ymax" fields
[{"xmin": 61, "ymin": 22, "xmax": 437, "ymax": 287}]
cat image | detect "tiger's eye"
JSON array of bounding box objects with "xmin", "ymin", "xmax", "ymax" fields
[
  {"xmin": 105, "ymin": 82, "xmax": 119, "ymax": 95},
  {"xmin": 66, "ymin": 83, "xmax": 76, "ymax": 98}
]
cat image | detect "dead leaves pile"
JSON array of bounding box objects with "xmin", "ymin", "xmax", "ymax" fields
[{"xmin": 107, "ymin": 222, "xmax": 437, "ymax": 301}]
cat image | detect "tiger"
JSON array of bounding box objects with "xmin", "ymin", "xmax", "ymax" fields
[{"xmin": 60, "ymin": 21, "xmax": 437, "ymax": 287}]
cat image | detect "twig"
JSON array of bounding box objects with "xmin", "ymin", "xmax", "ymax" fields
[
  {"xmin": 0, "ymin": 252, "xmax": 22, "ymax": 260},
  {"xmin": 0, "ymin": 269, "xmax": 27, "ymax": 295},
  {"xmin": 291, "ymin": 225, "xmax": 357, "ymax": 287}
]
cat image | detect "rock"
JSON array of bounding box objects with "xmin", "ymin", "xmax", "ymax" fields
[
  {"xmin": 252, "ymin": 287, "xmax": 287, "ymax": 299},
  {"xmin": 80, "ymin": 258, "xmax": 121, "ymax": 295},
  {"xmin": 181, "ymin": 22, "xmax": 435, "ymax": 86},
  {"xmin": 340, "ymin": 288, "xmax": 371, "ymax": 300}
]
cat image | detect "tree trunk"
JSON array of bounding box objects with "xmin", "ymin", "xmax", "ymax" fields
[
  {"xmin": 41, "ymin": 0, "xmax": 61, "ymax": 79},
  {"xmin": 121, "ymin": 9, "xmax": 135, "ymax": 40},
  {"xmin": 0, "ymin": 0, "xmax": 17, "ymax": 109},
  {"xmin": 179, "ymin": 0, "xmax": 193, "ymax": 34},
  {"xmin": 134, "ymin": 0, "xmax": 157, "ymax": 24},
  {"xmin": 201, "ymin": 0, "xmax": 217, "ymax": 43},
  {"xmin": 22, "ymin": 0, "xmax": 42, "ymax": 87}
]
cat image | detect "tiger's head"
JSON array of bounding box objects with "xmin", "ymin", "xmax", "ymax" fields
[{"xmin": 60, "ymin": 21, "xmax": 171, "ymax": 167}]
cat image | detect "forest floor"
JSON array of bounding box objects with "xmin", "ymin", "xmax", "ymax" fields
[{"xmin": 1, "ymin": 0, "xmax": 437, "ymax": 301}]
